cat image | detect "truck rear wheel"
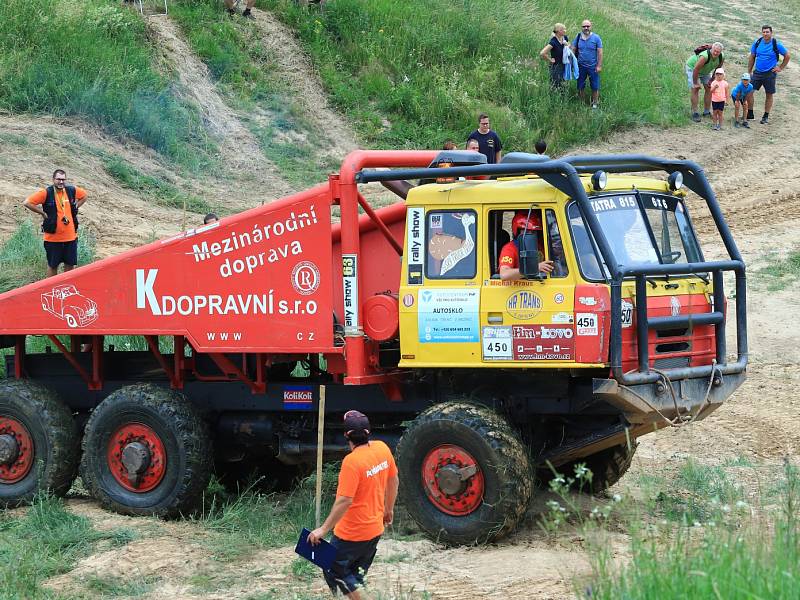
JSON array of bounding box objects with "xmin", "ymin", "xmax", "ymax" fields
[
  {"xmin": 0, "ymin": 380, "xmax": 79, "ymax": 507},
  {"xmin": 543, "ymin": 443, "xmax": 638, "ymax": 494},
  {"xmin": 396, "ymin": 402, "xmax": 532, "ymax": 545},
  {"xmin": 80, "ymin": 384, "xmax": 212, "ymax": 517}
]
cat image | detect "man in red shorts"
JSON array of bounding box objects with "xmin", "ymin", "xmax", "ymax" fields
[
  {"xmin": 499, "ymin": 211, "xmax": 554, "ymax": 281},
  {"xmin": 308, "ymin": 410, "xmax": 399, "ymax": 599},
  {"xmin": 23, "ymin": 169, "xmax": 88, "ymax": 277}
]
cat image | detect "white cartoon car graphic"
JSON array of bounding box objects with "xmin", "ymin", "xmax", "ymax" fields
[{"xmin": 41, "ymin": 284, "xmax": 99, "ymax": 328}]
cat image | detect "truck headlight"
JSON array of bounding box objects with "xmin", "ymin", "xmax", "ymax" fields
[
  {"xmin": 668, "ymin": 171, "xmax": 684, "ymax": 191},
  {"xmin": 591, "ymin": 170, "xmax": 607, "ymax": 191}
]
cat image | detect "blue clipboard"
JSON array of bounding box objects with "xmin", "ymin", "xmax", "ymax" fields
[{"xmin": 295, "ymin": 528, "xmax": 338, "ymax": 570}]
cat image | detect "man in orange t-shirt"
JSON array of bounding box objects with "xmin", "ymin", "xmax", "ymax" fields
[
  {"xmin": 309, "ymin": 410, "xmax": 399, "ymax": 598},
  {"xmin": 23, "ymin": 169, "xmax": 88, "ymax": 277}
]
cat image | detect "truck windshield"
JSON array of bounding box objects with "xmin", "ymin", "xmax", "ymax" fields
[{"xmin": 568, "ymin": 193, "xmax": 703, "ymax": 281}]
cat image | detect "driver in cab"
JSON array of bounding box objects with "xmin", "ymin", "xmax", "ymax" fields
[{"xmin": 499, "ymin": 211, "xmax": 555, "ymax": 281}]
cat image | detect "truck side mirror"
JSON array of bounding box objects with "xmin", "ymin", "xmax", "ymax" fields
[{"xmin": 518, "ymin": 232, "xmax": 545, "ymax": 279}]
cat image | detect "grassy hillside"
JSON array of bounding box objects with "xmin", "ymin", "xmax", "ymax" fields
[
  {"xmin": 0, "ymin": 0, "xmax": 212, "ymax": 167},
  {"xmin": 261, "ymin": 0, "xmax": 685, "ymax": 154}
]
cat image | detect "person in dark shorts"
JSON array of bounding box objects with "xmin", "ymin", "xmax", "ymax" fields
[
  {"xmin": 747, "ymin": 25, "xmax": 791, "ymax": 124},
  {"xmin": 308, "ymin": 411, "xmax": 399, "ymax": 598},
  {"xmin": 23, "ymin": 169, "xmax": 88, "ymax": 277}
]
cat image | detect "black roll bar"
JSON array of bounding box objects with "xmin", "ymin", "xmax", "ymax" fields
[{"xmin": 357, "ymin": 154, "xmax": 747, "ymax": 385}]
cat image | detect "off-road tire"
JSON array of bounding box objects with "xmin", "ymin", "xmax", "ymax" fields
[
  {"xmin": 544, "ymin": 443, "xmax": 638, "ymax": 494},
  {"xmin": 80, "ymin": 384, "xmax": 212, "ymax": 517},
  {"xmin": 396, "ymin": 402, "xmax": 532, "ymax": 545},
  {"xmin": 0, "ymin": 379, "xmax": 79, "ymax": 507}
]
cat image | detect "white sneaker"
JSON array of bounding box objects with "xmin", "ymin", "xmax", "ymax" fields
[{"xmin": 591, "ymin": 103, "xmax": 599, "ymax": 109}]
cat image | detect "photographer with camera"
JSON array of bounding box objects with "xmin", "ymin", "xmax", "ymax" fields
[{"xmin": 23, "ymin": 169, "xmax": 88, "ymax": 277}]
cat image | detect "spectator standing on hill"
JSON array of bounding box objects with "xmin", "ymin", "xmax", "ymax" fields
[
  {"xmin": 572, "ymin": 19, "xmax": 603, "ymax": 109},
  {"xmin": 23, "ymin": 170, "xmax": 88, "ymax": 278},
  {"xmin": 747, "ymin": 25, "xmax": 791, "ymax": 124},
  {"xmin": 225, "ymin": 0, "xmax": 255, "ymax": 19},
  {"xmin": 731, "ymin": 73, "xmax": 754, "ymax": 128},
  {"xmin": 535, "ymin": 140, "xmax": 547, "ymax": 154},
  {"xmin": 308, "ymin": 410, "xmax": 399, "ymax": 599},
  {"xmin": 465, "ymin": 138, "xmax": 480, "ymax": 152},
  {"xmin": 442, "ymin": 140, "xmax": 457, "ymax": 150},
  {"xmin": 686, "ymin": 42, "xmax": 724, "ymax": 122},
  {"xmin": 709, "ymin": 68, "xmax": 729, "ymax": 130},
  {"xmin": 540, "ymin": 23, "xmax": 570, "ymax": 88},
  {"xmin": 203, "ymin": 213, "xmax": 219, "ymax": 225},
  {"xmin": 466, "ymin": 114, "xmax": 502, "ymax": 164}
]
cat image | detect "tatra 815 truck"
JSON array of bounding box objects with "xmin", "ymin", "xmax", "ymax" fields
[{"xmin": 0, "ymin": 151, "xmax": 746, "ymax": 544}]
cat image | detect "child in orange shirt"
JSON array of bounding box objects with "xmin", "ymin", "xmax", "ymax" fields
[{"xmin": 709, "ymin": 68, "xmax": 729, "ymax": 130}]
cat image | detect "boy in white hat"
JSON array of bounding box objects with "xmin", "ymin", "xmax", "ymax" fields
[
  {"xmin": 709, "ymin": 68, "xmax": 729, "ymax": 130},
  {"xmin": 731, "ymin": 73, "xmax": 755, "ymax": 128}
]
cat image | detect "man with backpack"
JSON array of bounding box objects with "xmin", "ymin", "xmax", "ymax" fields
[
  {"xmin": 23, "ymin": 169, "xmax": 88, "ymax": 277},
  {"xmin": 686, "ymin": 42, "xmax": 724, "ymax": 122},
  {"xmin": 747, "ymin": 25, "xmax": 791, "ymax": 124}
]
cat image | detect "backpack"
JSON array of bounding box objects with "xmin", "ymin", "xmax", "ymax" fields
[
  {"xmin": 754, "ymin": 37, "xmax": 781, "ymax": 62},
  {"xmin": 694, "ymin": 44, "xmax": 724, "ymax": 67}
]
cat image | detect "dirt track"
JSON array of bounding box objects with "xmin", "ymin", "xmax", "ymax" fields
[{"xmin": 3, "ymin": 1, "xmax": 800, "ymax": 597}]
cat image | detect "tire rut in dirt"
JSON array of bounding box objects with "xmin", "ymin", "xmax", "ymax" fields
[
  {"xmin": 80, "ymin": 383, "xmax": 212, "ymax": 517},
  {"xmin": 396, "ymin": 402, "xmax": 532, "ymax": 545},
  {"xmin": 0, "ymin": 379, "xmax": 79, "ymax": 507}
]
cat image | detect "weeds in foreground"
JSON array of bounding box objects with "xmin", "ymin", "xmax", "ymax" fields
[
  {"xmin": 0, "ymin": 495, "xmax": 136, "ymax": 599},
  {"xmin": 541, "ymin": 458, "xmax": 800, "ymax": 599}
]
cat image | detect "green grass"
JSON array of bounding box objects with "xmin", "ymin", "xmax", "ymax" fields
[
  {"xmin": 0, "ymin": 0, "xmax": 214, "ymax": 167},
  {"xmin": 102, "ymin": 156, "xmax": 213, "ymax": 214},
  {"xmin": 759, "ymin": 249, "xmax": 800, "ymax": 290},
  {"xmin": 197, "ymin": 465, "xmax": 339, "ymax": 561},
  {"xmin": 85, "ymin": 574, "xmax": 159, "ymax": 597},
  {"xmin": 260, "ymin": 0, "xmax": 685, "ymax": 154},
  {"xmin": 585, "ymin": 460, "xmax": 800, "ymax": 599},
  {"xmin": 0, "ymin": 495, "xmax": 136, "ymax": 599},
  {"xmin": 170, "ymin": 0, "xmax": 337, "ymax": 186}
]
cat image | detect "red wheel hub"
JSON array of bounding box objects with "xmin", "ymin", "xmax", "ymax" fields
[
  {"xmin": 0, "ymin": 416, "xmax": 34, "ymax": 484},
  {"xmin": 422, "ymin": 444, "xmax": 484, "ymax": 516},
  {"xmin": 107, "ymin": 423, "xmax": 166, "ymax": 492}
]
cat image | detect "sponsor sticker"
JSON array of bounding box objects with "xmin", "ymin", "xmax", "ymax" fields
[
  {"xmin": 670, "ymin": 296, "xmax": 681, "ymax": 317},
  {"xmin": 482, "ymin": 326, "xmax": 513, "ymax": 360},
  {"xmin": 406, "ymin": 207, "xmax": 424, "ymax": 285},
  {"xmin": 283, "ymin": 385, "xmax": 314, "ymax": 410},
  {"xmin": 578, "ymin": 296, "xmax": 597, "ymax": 306},
  {"xmin": 576, "ymin": 313, "xmax": 598, "ymax": 336},
  {"xmin": 342, "ymin": 255, "xmax": 358, "ymax": 331},
  {"xmin": 512, "ymin": 324, "xmax": 574, "ymax": 360},
  {"xmin": 505, "ymin": 290, "xmax": 543, "ymax": 320},
  {"xmin": 418, "ymin": 289, "xmax": 479, "ymax": 343},
  {"xmin": 403, "ymin": 294, "xmax": 414, "ymax": 307},
  {"xmin": 551, "ymin": 311, "xmax": 573, "ymax": 324},
  {"xmin": 554, "ymin": 292, "xmax": 564, "ymax": 304}
]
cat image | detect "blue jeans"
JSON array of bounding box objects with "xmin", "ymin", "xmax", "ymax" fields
[{"xmin": 577, "ymin": 64, "xmax": 600, "ymax": 91}]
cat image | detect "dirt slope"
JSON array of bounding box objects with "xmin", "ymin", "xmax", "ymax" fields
[{"xmin": 7, "ymin": 0, "xmax": 800, "ymax": 598}]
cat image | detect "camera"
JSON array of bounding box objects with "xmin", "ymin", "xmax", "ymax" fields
[{"xmin": 61, "ymin": 217, "xmax": 70, "ymax": 225}]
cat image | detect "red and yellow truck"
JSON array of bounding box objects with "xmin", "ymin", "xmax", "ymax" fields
[{"xmin": 0, "ymin": 151, "xmax": 747, "ymax": 544}]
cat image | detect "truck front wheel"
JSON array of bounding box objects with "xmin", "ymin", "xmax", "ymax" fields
[
  {"xmin": 80, "ymin": 384, "xmax": 212, "ymax": 517},
  {"xmin": 0, "ymin": 380, "xmax": 79, "ymax": 507},
  {"xmin": 396, "ymin": 402, "xmax": 532, "ymax": 545},
  {"xmin": 542, "ymin": 443, "xmax": 638, "ymax": 494}
]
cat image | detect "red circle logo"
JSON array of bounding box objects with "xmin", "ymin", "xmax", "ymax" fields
[{"xmin": 292, "ymin": 261, "xmax": 320, "ymax": 296}]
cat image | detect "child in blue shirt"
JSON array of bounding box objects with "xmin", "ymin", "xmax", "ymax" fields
[{"xmin": 731, "ymin": 73, "xmax": 755, "ymax": 128}]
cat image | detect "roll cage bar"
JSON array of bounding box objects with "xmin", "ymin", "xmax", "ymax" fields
[{"xmin": 356, "ymin": 154, "xmax": 747, "ymax": 386}]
